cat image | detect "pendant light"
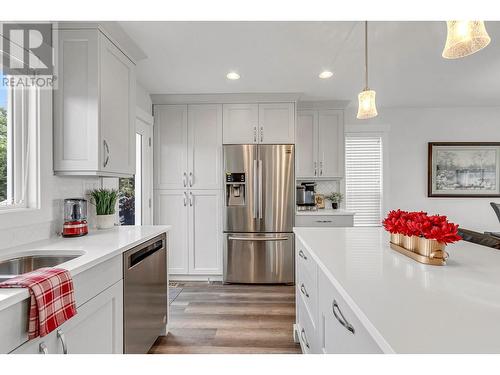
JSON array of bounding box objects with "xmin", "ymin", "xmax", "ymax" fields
[
  {"xmin": 442, "ymin": 21, "xmax": 491, "ymax": 59},
  {"xmin": 357, "ymin": 21, "xmax": 378, "ymax": 120}
]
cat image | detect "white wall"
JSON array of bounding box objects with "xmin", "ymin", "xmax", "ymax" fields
[
  {"xmin": 136, "ymin": 83, "xmax": 152, "ymax": 115},
  {"xmin": 345, "ymin": 106, "xmax": 500, "ymax": 232}
]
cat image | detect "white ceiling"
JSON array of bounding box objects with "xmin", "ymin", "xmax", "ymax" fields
[{"xmin": 119, "ymin": 21, "xmax": 500, "ymax": 107}]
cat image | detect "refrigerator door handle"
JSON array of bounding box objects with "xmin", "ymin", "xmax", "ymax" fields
[
  {"xmin": 253, "ymin": 159, "xmax": 258, "ymax": 219},
  {"xmin": 228, "ymin": 236, "xmax": 289, "ymax": 242},
  {"xmin": 258, "ymin": 159, "xmax": 263, "ymax": 219}
]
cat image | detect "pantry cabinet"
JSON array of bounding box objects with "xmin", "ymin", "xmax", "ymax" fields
[
  {"xmin": 223, "ymin": 103, "xmax": 295, "ymax": 144},
  {"xmin": 11, "ymin": 281, "xmax": 123, "ymax": 354},
  {"xmin": 53, "ymin": 28, "xmax": 136, "ymax": 177},
  {"xmin": 296, "ymin": 109, "xmax": 344, "ymax": 178},
  {"xmin": 154, "ymin": 104, "xmax": 222, "ymax": 190},
  {"xmin": 155, "ymin": 189, "xmax": 222, "ymax": 275}
]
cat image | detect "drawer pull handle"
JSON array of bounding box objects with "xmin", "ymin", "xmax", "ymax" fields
[
  {"xmin": 300, "ymin": 283, "xmax": 309, "ymax": 298},
  {"xmin": 39, "ymin": 342, "xmax": 48, "ymax": 354},
  {"xmin": 298, "ymin": 250, "xmax": 307, "ymax": 260},
  {"xmin": 316, "ymin": 220, "xmax": 332, "ymax": 223},
  {"xmin": 57, "ymin": 329, "xmax": 68, "ymax": 354},
  {"xmin": 300, "ymin": 328, "xmax": 310, "ymax": 349},
  {"xmin": 332, "ymin": 300, "xmax": 355, "ymax": 334}
]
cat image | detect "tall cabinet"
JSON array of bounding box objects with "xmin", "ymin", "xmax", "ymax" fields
[
  {"xmin": 154, "ymin": 104, "xmax": 223, "ymax": 276},
  {"xmin": 296, "ymin": 109, "xmax": 344, "ymax": 179}
]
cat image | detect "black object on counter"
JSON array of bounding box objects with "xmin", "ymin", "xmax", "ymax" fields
[{"xmin": 458, "ymin": 228, "xmax": 500, "ymax": 250}]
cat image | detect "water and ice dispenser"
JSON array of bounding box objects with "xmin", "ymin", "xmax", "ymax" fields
[{"xmin": 225, "ymin": 172, "xmax": 246, "ymax": 206}]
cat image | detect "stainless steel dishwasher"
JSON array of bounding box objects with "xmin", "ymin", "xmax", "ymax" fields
[{"xmin": 123, "ymin": 234, "xmax": 167, "ymax": 354}]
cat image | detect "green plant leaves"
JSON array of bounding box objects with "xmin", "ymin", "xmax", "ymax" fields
[{"xmin": 90, "ymin": 188, "xmax": 118, "ymax": 215}]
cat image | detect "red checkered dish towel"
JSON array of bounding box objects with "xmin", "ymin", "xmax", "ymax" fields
[{"xmin": 0, "ymin": 267, "xmax": 77, "ymax": 339}]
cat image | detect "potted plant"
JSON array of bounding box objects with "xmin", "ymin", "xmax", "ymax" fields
[
  {"xmin": 326, "ymin": 192, "xmax": 343, "ymax": 210},
  {"xmin": 90, "ymin": 188, "xmax": 118, "ymax": 230}
]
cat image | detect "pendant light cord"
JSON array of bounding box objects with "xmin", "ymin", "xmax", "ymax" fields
[{"xmin": 365, "ymin": 20, "xmax": 368, "ymax": 90}]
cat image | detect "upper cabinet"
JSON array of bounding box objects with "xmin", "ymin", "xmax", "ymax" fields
[
  {"xmin": 154, "ymin": 104, "xmax": 222, "ymax": 190},
  {"xmin": 296, "ymin": 109, "xmax": 344, "ymax": 178},
  {"xmin": 223, "ymin": 102, "xmax": 295, "ymax": 144},
  {"xmin": 53, "ymin": 28, "xmax": 136, "ymax": 177}
]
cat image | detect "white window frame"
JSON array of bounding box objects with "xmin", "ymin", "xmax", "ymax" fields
[
  {"xmin": 0, "ymin": 85, "xmax": 40, "ymax": 212},
  {"xmin": 344, "ymin": 124, "xmax": 390, "ymax": 226}
]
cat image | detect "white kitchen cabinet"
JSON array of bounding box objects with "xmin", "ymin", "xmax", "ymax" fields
[
  {"xmin": 222, "ymin": 103, "xmax": 259, "ymax": 144},
  {"xmin": 296, "ymin": 109, "xmax": 344, "ymax": 178},
  {"xmin": 12, "ymin": 281, "xmax": 123, "ymax": 354},
  {"xmin": 154, "ymin": 105, "xmax": 189, "ymax": 189},
  {"xmin": 188, "ymin": 190, "xmax": 223, "ymax": 274},
  {"xmin": 223, "ymin": 103, "xmax": 295, "ymax": 144},
  {"xmin": 53, "ymin": 28, "xmax": 136, "ymax": 177},
  {"xmin": 155, "ymin": 189, "xmax": 222, "ymax": 275},
  {"xmin": 155, "ymin": 190, "xmax": 189, "ymax": 274},
  {"xmin": 154, "ymin": 104, "xmax": 222, "ymax": 190}
]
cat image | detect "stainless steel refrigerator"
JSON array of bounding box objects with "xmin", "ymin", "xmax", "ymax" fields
[{"xmin": 223, "ymin": 144, "xmax": 295, "ymax": 284}]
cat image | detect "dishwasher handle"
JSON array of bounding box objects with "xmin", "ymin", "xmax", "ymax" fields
[{"xmin": 128, "ymin": 240, "xmax": 164, "ymax": 269}]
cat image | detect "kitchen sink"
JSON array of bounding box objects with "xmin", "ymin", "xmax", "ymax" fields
[{"xmin": 0, "ymin": 254, "xmax": 82, "ymax": 276}]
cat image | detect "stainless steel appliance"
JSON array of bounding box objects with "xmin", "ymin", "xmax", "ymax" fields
[
  {"xmin": 123, "ymin": 234, "xmax": 167, "ymax": 354},
  {"xmin": 223, "ymin": 144, "xmax": 295, "ymax": 284},
  {"xmin": 296, "ymin": 182, "xmax": 316, "ymax": 207}
]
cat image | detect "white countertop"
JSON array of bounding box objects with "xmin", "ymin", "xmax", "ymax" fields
[
  {"xmin": 0, "ymin": 225, "xmax": 171, "ymax": 311},
  {"xmin": 296, "ymin": 208, "xmax": 355, "ymax": 216},
  {"xmin": 293, "ymin": 227, "xmax": 500, "ymax": 353}
]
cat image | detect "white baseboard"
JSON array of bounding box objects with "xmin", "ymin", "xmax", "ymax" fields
[{"xmin": 169, "ymin": 274, "xmax": 223, "ymax": 282}]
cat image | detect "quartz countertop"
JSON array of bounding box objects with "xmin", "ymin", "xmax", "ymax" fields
[
  {"xmin": 296, "ymin": 208, "xmax": 355, "ymax": 216},
  {"xmin": 0, "ymin": 225, "xmax": 171, "ymax": 311},
  {"xmin": 293, "ymin": 227, "xmax": 500, "ymax": 353}
]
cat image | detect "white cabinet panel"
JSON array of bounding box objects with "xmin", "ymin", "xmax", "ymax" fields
[
  {"xmin": 296, "ymin": 111, "xmax": 317, "ymax": 177},
  {"xmin": 188, "ymin": 190, "xmax": 222, "ymax": 274},
  {"xmin": 188, "ymin": 104, "xmax": 222, "ymax": 189},
  {"xmin": 318, "ymin": 110, "xmax": 344, "ymax": 178},
  {"xmin": 57, "ymin": 280, "xmax": 123, "ymax": 354},
  {"xmin": 259, "ymin": 103, "xmax": 295, "ymax": 144},
  {"xmin": 156, "ymin": 190, "xmax": 189, "ymax": 274},
  {"xmin": 100, "ymin": 36, "xmax": 136, "ymax": 176},
  {"xmin": 53, "ymin": 29, "xmax": 136, "ymax": 177},
  {"xmin": 154, "ymin": 105, "xmax": 188, "ymax": 189},
  {"xmin": 318, "ymin": 270, "xmax": 382, "ymax": 354},
  {"xmin": 223, "ymin": 103, "xmax": 258, "ymax": 144}
]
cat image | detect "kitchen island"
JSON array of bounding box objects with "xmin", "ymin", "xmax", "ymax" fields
[
  {"xmin": 293, "ymin": 227, "xmax": 500, "ymax": 353},
  {"xmin": 0, "ymin": 225, "xmax": 171, "ymax": 354}
]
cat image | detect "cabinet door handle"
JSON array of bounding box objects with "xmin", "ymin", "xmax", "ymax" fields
[
  {"xmin": 253, "ymin": 126, "xmax": 257, "ymax": 143},
  {"xmin": 314, "ymin": 161, "xmax": 317, "ymax": 176},
  {"xmin": 189, "ymin": 172, "xmax": 193, "ymax": 187},
  {"xmin": 298, "ymin": 250, "xmax": 308, "ymax": 260},
  {"xmin": 260, "ymin": 126, "xmax": 263, "ymax": 143},
  {"xmin": 320, "ymin": 161, "xmax": 323, "ymax": 176},
  {"xmin": 183, "ymin": 172, "xmax": 187, "ymax": 187},
  {"xmin": 103, "ymin": 140, "xmax": 110, "ymax": 168},
  {"xmin": 332, "ymin": 299, "xmax": 355, "ymax": 334},
  {"xmin": 316, "ymin": 220, "xmax": 332, "ymax": 223},
  {"xmin": 300, "ymin": 283, "xmax": 309, "ymax": 298},
  {"xmin": 39, "ymin": 342, "xmax": 48, "ymax": 354},
  {"xmin": 183, "ymin": 191, "xmax": 187, "ymax": 207},
  {"xmin": 300, "ymin": 328, "xmax": 310, "ymax": 349},
  {"xmin": 57, "ymin": 329, "xmax": 68, "ymax": 354},
  {"xmin": 189, "ymin": 192, "xmax": 193, "ymax": 207}
]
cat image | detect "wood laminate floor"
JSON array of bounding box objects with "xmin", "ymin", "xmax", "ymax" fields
[{"xmin": 149, "ymin": 282, "xmax": 302, "ymax": 354}]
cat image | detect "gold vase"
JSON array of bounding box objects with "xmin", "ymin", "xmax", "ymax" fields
[
  {"xmin": 390, "ymin": 233, "xmax": 404, "ymax": 246},
  {"xmin": 417, "ymin": 238, "xmax": 448, "ymax": 259},
  {"xmin": 402, "ymin": 235, "xmax": 419, "ymax": 252}
]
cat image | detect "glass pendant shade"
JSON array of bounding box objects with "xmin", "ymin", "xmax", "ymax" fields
[
  {"xmin": 357, "ymin": 89, "xmax": 378, "ymax": 119},
  {"xmin": 442, "ymin": 21, "xmax": 491, "ymax": 59}
]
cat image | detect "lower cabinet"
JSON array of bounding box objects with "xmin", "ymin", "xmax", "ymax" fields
[
  {"xmin": 156, "ymin": 189, "xmax": 222, "ymax": 275},
  {"xmin": 12, "ymin": 280, "xmax": 123, "ymax": 354},
  {"xmin": 295, "ymin": 237, "xmax": 382, "ymax": 354}
]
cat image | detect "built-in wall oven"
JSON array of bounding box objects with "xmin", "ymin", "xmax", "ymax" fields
[{"xmin": 123, "ymin": 234, "xmax": 167, "ymax": 354}]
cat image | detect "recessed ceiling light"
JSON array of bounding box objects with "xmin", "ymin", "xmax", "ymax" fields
[
  {"xmin": 319, "ymin": 70, "xmax": 334, "ymax": 79},
  {"xmin": 226, "ymin": 72, "xmax": 240, "ymax": 80}
]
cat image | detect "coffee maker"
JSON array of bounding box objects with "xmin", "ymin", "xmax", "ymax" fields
[{"xmin": 296, "ymin": 182, "xmax": 317, "ymax": 211}]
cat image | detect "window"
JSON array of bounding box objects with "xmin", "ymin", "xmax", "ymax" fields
[
  {"xmin": 0, "ymin": 70, "xmax": 38, "ymax": 210},
  {"xmin": 345, "ymin": 135, "xmax": 383, "ymax": 226}
]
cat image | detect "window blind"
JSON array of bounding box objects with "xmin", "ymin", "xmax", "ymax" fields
[{"xmin": 345, "ymin": 136, "xmax": 383, "ymax": 227}]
